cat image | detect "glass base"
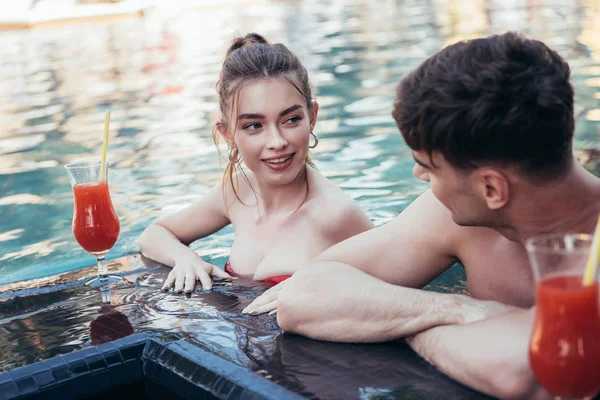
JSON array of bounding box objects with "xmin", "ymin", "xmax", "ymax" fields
[{"xmin": 85, "ymin": 275, "xmax": 122, "ymax": 287}]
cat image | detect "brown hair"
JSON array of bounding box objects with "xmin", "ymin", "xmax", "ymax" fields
[
  {"xmin": 393, "ymin": 32, "xmax": 574, "ymax": 181},
  {"xmin": 213, "ymin": 33, "xmax": 316, "ymax": 206}
]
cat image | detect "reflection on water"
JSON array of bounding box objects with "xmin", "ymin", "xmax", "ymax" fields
[
  {"xmin": 89, "ymin": 302, "xmax": 134, "ymax": 345},
  {"xmin": 0, "ymin": 0, "xmax": 600, "ymax": 285}
]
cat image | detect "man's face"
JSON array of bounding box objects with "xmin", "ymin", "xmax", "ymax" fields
[{"xmin": 412, "ymin": 150, "xmax": 491, "ymax": 227}]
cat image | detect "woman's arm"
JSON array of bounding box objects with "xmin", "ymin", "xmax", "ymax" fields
[{"xmin": 139, "ymin": 183, "xmax": 231, "ymax": 290}]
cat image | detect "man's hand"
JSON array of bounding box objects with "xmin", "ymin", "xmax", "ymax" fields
[
  {"xmin": 162, "ymin": 252, "xmax": 231, "ymax": 292},
  {"xmin": 242, "ymin": 280, "xmax": 287, "ymax": 315}
]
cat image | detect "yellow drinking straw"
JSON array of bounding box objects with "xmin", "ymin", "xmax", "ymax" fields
[
  {"xmin": 98, "ymin": 110, "xmax": 111, "ymax": 182},
  {"xmin": 583, "ymin": 215, "xmax": 600, "ymax": 286}
]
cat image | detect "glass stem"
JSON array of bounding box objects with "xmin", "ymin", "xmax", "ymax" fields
[
  {"xmin": 100, "ymin": 286, "xmax": 111, "ymax": 304},
  {"xmin": 96, "ymin": 256, "xmax": 108, "ymax": 278}
]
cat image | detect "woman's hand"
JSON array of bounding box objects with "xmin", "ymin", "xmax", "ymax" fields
[{"xmin": 161, "ymin": 251, "xmax": 231, "ymax": 292}]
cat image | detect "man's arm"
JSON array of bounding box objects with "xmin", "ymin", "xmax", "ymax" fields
[
  {"xmin": 276, "ymin": 262, "xmax": 509, "ymax": 342},
  {"xmin": 406, "ymin": 308, "xmax": 549, "ymax": 400},
  {"xmin": 312, "ymin": 190, "xmax": 459, "ymax": 287},
  {"xmin": 244, "ymin": 191, "xmax": 469, "ymax": 315}
]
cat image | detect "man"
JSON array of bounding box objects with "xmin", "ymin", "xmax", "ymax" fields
[{"xmin": 243, "ymin": 32, "xmax": 600, "ymax": 399}]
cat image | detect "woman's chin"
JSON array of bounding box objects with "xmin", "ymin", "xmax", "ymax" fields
[{"xmin": 263, "ymin": 165, "xmax": 306, "ymax": 186}]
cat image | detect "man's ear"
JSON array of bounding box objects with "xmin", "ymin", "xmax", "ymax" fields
[
  {"xmin": 216, "ymin": 122, "xmax": 233, "ymax": 147},
  {"xmin": 474, "ymin": 168, "xmax": 510, "ymax": 210},
  {"xmin": 309, "ymin": 102, "xmax": 319, "ymax": 131}
]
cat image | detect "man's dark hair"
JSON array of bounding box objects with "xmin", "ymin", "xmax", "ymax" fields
[{"xmin": 393, "ymin": 32, "xmax": 574, "ymax": 180}]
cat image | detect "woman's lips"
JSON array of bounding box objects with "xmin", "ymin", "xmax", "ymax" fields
[{"xmin": 262, "ymin": 153, "xmax": 294, "ymax": 170}]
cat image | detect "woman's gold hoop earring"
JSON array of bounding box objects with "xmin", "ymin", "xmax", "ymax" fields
[
  {"xmin": 309, "ymin": 131, "xmax": 319, "ymax": 149},
  {"xmin": 228, "ymin": 147, "xmax": 240, "ymax": 163}
]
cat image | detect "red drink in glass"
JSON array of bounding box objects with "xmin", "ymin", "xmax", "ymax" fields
[
  {"xmin": 72, "ymin": 181, "xmax": 120, "ymax": 254},
  {"xmin": 65, "ymin": 160, "xmax": 122, "ymax": 287},
  {"xmin": 529, "ymin": 275, "xmax": 600, "ymax": 398}
]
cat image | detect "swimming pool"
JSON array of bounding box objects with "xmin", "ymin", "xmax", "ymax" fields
[{"xmin": 0, "ymin": 0, "xmax": 599, "ymax": 285}]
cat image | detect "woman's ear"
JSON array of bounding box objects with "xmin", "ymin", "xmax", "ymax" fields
[
  {"xmin": 309, "ymin": 102, "xmax": 319, "ymax": 131},
  {"xmin": 216, "ymin": 121, "xmax": 233, "ymax": 147}
]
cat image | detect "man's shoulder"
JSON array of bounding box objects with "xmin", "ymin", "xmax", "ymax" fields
[
  {"xmin": 395, "ymin": 190, "xmax": 498, "ymax": 255},
  {"xmin": 399, "ymin": 190, "xmax": 458, "ymax": 231}
]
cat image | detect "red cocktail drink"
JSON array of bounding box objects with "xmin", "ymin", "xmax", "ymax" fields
[
  {"xmin": 72, "ymin": 181, "xmax": 120, "ymax": 254},
  {"xmin": 65, "ymin": 160, "xmax": 122, "ymax": 287},
  {"xmin": 527, "ymin": 233, "xmax": 600, "ymax": 400},
  {"xmin": 529, "ymin": 275, "xmax": 600, "ymax": 398}
]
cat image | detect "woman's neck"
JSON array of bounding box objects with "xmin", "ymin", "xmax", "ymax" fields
[{"xmin": 252, "ymin": 165, "xmax": 311, "ymax": 220}]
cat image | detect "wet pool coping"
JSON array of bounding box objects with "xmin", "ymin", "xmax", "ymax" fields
[
  {"xmin": 0, "ymin": 255, "xmax": 488, "ymax": 400},
  {"xmin": 0, "ymin": 333, "xmax": 303, "ymax": 400}
]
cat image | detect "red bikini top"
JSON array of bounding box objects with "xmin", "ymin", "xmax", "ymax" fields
[{"xmin": 224, "ymin": 261, "xmax": 290, "ymax": 285}]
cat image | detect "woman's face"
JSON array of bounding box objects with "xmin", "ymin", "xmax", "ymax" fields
[{"xmin": 228, "ymin": 78, "xmax": 317, "ymax": 186}]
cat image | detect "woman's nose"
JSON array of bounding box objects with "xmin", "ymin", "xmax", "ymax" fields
[{"xmin": 267, "ymin": 128, "xmax": 288, "ymax": 150}]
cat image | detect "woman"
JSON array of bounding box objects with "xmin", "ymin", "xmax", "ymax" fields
[{"xmin": 139, "ymin": 33, "xmax": 374, "ymax": 293}]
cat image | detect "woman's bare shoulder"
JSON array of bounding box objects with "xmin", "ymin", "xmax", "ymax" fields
[{"xmin": 305, "ymin": 169, "xmax": 374, "ymax": 234}]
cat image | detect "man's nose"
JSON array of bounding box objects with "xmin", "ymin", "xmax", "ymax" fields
[{"xmin": 413, "ymin": 164, "xmax": 430, "ymax": 182}]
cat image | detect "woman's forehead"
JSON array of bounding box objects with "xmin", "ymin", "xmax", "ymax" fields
[{"xmin": 235, "ymin": 78, "xmax": 307, "ymax": 114}]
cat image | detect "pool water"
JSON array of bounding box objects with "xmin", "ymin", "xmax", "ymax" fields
[{"xmin": 0, "ymin": 0, "xmax": 599, "ymax": 285}]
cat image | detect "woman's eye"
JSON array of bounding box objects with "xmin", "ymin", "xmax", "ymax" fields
[
  {"xmin": 243, "ymin": 123, "xmax": 262, "ymax": 131},
  {"xmin": 285, "ymin": 116, "xmax": 302, "ymax": 125}
]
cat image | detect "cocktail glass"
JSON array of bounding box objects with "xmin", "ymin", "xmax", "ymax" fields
[
  {"xmin": 65, "ymin": 160, "xmax": 121, "ymax": 287},
  {"xmin": 526, "ymin": 233, "xmax": 600, "ymax": 399}
]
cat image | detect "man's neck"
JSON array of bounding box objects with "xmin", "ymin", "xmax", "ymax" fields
[{"xmin": 497, "ymin": 163, "xmax": 600, "ymax": 244}]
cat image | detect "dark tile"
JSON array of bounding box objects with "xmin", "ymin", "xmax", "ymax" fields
[
  {"xmin": 120, "ymin": 359, "xmax": 144, "ymax": 382},
  {"xmin": 213, "ymin": 376, "xmax": 235, "ymax": 399},
  {"xmin": 82, "ymin": 368, "xmax": 112, "ymax": 395},
  {"xmin": 0, "ymin": 372, "xmax": 13, "ymax": 386},
  {"xmin": 8, "ymin": 367, "xmax": 38, "ymax": 396},
  {"xmin": 79, "ymin": 348, "xmax": 107, "ymax": 374},
  {"xmin": 190, "ymin": 366, "xmax": 219, "ymax": 387},
  {"xmin": 142, "ymin": 340, "xmax": 164, "ymax": 361},
  {"xmin": 152, "ymin": 367, "xmax": 187, "ymax": 398},
  {"xmin": 155, "ymin": 347, "xmax": 175, "ymax": 366},
  {"xmin": 24, "ymin": 362, "xmax": 54, "ymax": 390},
  {"xmin": 0, "ymin": 373, "xmax": 19, "ymax": 400},
  {"xmin": 61, "ymin": 355, "xmax": 89, "ymax": 377},
  {"xmin": 226, "ymin": 385, "xmax": 247, "ymax": 400},
  {"xmin": 97, "ymin": 342, "xmax": 125, "ymax": 368},
  {"xmin": 43, "ymin": 357, "xmax": 72, "ymax": 384},
  {"xmin": 118, "ymin": 337, "xmax": 147, "ymax": 363}
]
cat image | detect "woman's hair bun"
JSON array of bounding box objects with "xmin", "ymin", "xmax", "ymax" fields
[{"xmin": 226, "ymin": 33, "xmax": 269, "ymax": 57}]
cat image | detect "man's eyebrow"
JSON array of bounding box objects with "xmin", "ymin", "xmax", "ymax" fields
[
  {"xmin": 412, "ymin": 155, "xmax": 431, "ymax": 169},
  {"xmin": 280, "ymin": 104, "xmax": 302, "ymax": 117}
]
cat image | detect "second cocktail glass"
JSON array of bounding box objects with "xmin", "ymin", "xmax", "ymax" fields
[
  {"xmin": 65, "ymin": 160, "xmax": 121, "ymax": 287},
  {"xmin": 526, "ymin": 233, "xmax": 600, "ymax": 399}
]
